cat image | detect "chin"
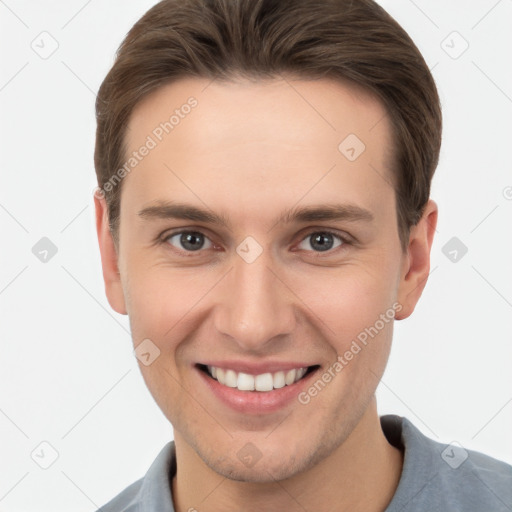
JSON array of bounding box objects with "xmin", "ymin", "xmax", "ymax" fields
[
  {"xmin": 205, "ymin": 455, "xmax": 306, "ymax": 483},
  {"xmin": 199, "ymin": 438, "xmax": 330, "ymax": 483}
]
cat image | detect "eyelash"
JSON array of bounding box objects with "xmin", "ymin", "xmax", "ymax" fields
[{"xmin": 158, "ymin": 228, "xmax": 353, "ymax": 257}]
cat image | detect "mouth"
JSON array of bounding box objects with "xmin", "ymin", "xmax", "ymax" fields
[{"xmin": 196, "ymin": 363, "xmax": 320, "ymax": 392}]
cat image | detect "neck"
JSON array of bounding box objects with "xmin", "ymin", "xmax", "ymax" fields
[{"xmin": 171, "ymin": 398, "xmax": 403, "ymax": 512}]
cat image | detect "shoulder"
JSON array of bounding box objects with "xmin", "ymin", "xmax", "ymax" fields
[
  {"xmin": 433, "ymin": 439, "xmax": 512, "ymax": 509},
  {"xmin": 382, "ymin": 415, "xmax": 512, "ymax": 512}
]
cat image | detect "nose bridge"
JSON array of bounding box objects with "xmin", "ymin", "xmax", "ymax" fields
[{"xmin": 214, "ymin": 243, "xmax": 296, "ymax": 350}]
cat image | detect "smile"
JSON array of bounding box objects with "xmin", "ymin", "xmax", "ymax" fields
[
  {"xmin": 196, "ymin": 362, "xmax": 321, "ymax": 414},
  {"xmin": 203, "ymin": 365, "xmax": 313, "ymax": 392}
]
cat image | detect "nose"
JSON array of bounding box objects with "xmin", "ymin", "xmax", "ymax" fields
[{"xmin": 213, "ymin": 246, "xmax": 297, "ymax": 353}]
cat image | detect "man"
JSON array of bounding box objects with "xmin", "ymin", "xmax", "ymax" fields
[{"xmin": 93, "ymin": 0, "xmax": 512, "ymax": 510}]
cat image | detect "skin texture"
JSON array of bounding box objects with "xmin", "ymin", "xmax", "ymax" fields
[{"xmin": 95, "ymin": 76, "xmax": 438, "ymax": 511}]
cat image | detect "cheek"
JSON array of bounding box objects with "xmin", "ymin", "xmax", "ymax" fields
[
  {"xmin": 287, "ymin": 262, "xmax": 399, "ymax": 390},
  {"xmin": 124, "ymin": 265, "xmax": 209, "ymax": 346},
  {"xmin": 298, "ymin": 271, "xmax": 397, "ymax": 413},
  {"xmin": 291, "ymin": 263, "xmax": 399, "ymax": 339},
  {"xmin": 124, "ymin": 268, "xmax": 205, "ymax": 424}
]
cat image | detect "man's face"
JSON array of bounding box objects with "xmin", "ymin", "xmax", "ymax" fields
[{"xmin": 99, "ymin": 76, "xmax": 422, "ymax": 481}]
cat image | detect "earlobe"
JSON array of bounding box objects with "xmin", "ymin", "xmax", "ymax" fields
[
  {"xmin": 94, "ymin": 189, "xmax": 128, "ymax": 315},
  {"xmin": 395, "ymin": 199, "xmax": 438, "ymax": 320}
]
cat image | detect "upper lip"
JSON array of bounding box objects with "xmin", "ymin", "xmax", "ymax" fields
[{"xmin": 197, "ymin": 360, "xmax": 318, "ymax": 375}]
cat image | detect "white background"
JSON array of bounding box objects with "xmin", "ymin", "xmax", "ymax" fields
[{"xmin": 0, "ymin": 1, "xmax": 511, "ymax": 510}]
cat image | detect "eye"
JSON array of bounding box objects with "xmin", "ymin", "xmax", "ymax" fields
[
  {"xmin": 159, "ymin": 228, "xmax": 351, "ymax": 256},
  {"xmin": 296, "ymin": 230, "xmax": 348, "ymax": 253},
  {"xmin": 163, "ymin": 231, "xmax": 214, "ymax": 252}
]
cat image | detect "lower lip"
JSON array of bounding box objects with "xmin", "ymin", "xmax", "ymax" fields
[{"xmin": 196, "ymin": 366, "xmax": 319, "ymax": 414}]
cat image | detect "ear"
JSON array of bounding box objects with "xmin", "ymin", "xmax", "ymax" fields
[
  {"xmin": 94, "ymin": 189, "xmax": 127, "ymax": 315},
  {"xmin": 395, "ymin": 199, "xmax": 438, "ymax": 320}
]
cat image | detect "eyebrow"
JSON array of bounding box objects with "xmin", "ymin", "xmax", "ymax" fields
[{"xmin": 137, "ymin": 200, "xmax": 374, "ymax": 228}]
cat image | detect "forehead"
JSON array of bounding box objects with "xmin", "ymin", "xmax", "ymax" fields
[
  {"xmin": 122, "ymin": 75, "xmax": 395, "ymax": 229},
  {"xmin": 127, "ymin": 75, "xmax": 391, "ymax": 154}
]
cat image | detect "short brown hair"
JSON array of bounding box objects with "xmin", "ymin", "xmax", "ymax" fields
[{"xmin": 94, "ymin": 0, "xmax": 442, "ymax": 253}]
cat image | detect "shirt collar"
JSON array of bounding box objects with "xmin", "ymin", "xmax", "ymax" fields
[
  {"xmin": 381, "ymin": 414, "xmax": 438, "ymax": 511},
  {"xmin": 137, "ymin": 440, "xmax": 177, "ymax": 512}
]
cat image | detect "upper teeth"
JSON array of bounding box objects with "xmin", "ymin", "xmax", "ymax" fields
[{"xmin": 207, "ymin": 366, "xmax": 308, "ymax": 392}]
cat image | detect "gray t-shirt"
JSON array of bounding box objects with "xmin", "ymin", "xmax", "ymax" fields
[{"xmin": 96, "ymin": 415, "xmax": 512, "ymax": 511}]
